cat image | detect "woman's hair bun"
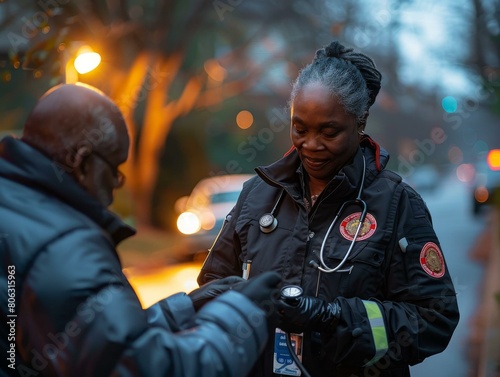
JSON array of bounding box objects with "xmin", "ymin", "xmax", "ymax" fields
[
  {"xmin": 318, "ymin": 40, "xmax": 381, "ymax": 107},
  {"xmin": 314, "ymin": 41, "xmax": 353, "ymax": 61},
  {"xmin": 324, "ymin": 41, "xmax": 352, "ymax": 58}
]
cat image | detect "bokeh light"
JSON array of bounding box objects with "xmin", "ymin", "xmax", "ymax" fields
[
  {"xmin": 448, "ymin": 145, "xmax": 463, "ymax": 164},
  {"xmin": 456, "ymin": 163, "xmax": 475, "ymax": 183},
  {"xmin": 430, "ymin": 127, "xmax": 446, "ymax": 144},
  {"xmin": 487, "ymin": 149, "xmax": 500, "ymax": 170},
  {"xmin": 74, "ymin": 51, "xmax": 101, "ymax": 74},
  {"xmin": 472, "ymin": 140, "xmax": 489, "ymax": 155},
  {"xmin": 177, "ymin": 212, "xmax": 201, "ymax": 235},
  {"xmin": 474, "ymin": 187, "xmax": 489, "ymax": 204},
  {"xmin": 442, "ymin": 96, "xmax": 458, "ymax": 113},
  {"xmin": 1, "ymin": 71, "xmax": 11, "ymax": 82},
  {"xmin": 236, "ymin": 110, "xmax": 254, "ymax": 129},
  {"xmin": 199, "ymin": 211, "xmax": 216, "ymax": 230}
]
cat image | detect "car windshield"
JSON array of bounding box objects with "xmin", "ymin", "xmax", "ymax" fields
[{"xmin": 210, "ymin": 191, "xmax": 241, "ymax": 204}]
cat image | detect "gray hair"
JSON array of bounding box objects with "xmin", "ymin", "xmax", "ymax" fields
[{"xmin": 290, "ymin": 41, "xmax": 382, "ymax": 124}]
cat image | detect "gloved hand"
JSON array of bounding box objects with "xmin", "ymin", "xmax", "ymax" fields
[
  {"xmin": 232, "ymin": 271, "xmax": 282, "ymax": 314},
  {"xmin": 188, "ymin": 276, "xmax": 246, "ymax": 311},
  {"xmin": 276, "ymin": 296, "xmax": 341, "ymax": 334}
]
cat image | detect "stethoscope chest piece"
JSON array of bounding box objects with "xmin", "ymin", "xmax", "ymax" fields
[
  {"xmin": 259, "ymin": 189, "xmax": 286, "ymax": 234},
  {"xmin": 259, "ymin": 213, "xmax": 278, "ymax": 233}
]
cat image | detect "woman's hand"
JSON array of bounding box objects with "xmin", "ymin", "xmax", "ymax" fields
[{"xmin": 276, "ymin": 296, "xmax": 341, "ymax": 334}]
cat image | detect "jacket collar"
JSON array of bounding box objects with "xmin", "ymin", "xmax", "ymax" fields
[{"xmin": 0, "ymin": 136, "xmax": 136, "ymax": 245}]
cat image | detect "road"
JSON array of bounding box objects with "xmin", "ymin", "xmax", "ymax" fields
[{"xmin": 124, "ymin": 172, "xmax": 488, "ymax": 375}]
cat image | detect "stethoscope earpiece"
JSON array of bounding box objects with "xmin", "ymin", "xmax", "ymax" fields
[{"xmin": 259, "ymin": 213, "xmax": 278, "ymax": 233}]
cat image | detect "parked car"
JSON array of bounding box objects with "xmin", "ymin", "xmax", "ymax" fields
[
  {"xmin": 174, "ymin": 173, "xmax": 255, "ymax": 260},
  {"xmin": 471, "ymin": 150, "xmax": 500, "ymax": 216}
]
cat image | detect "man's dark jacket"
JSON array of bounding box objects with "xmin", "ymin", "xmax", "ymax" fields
[{"xmin": 0, "ymin": 136, "xmax": 268, "ymax": 377}]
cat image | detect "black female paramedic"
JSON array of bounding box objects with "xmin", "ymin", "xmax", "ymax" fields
[{"xmin": 197, "ymin": 40, "xmax": 459, "ymax": 377}]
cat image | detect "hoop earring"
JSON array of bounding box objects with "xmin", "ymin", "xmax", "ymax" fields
[{"xmin": 358, "ymin": 130, "xmax": 365, "ymax": 136}]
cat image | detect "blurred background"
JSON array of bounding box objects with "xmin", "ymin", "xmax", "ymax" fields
[{"xmin": 1, "ymin": 0, "xmax": 499, "ymax": 376}]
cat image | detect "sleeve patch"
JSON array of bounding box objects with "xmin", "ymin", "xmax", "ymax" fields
[{"xmin": 419, "ymin": 242, "xmax": 445, "ymax": 278}]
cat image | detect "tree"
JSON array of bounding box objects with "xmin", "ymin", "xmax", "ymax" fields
[
  {"xmin": 2, "ymin": 0, "xmax": 334, "ymax": 226},
  {"xmin": 469, "ymin": 0, "xmax": 500, "ymax": 113},
  {"xmin": 6, "ymin": 0, "xmax": 493, "ymax": 226}
]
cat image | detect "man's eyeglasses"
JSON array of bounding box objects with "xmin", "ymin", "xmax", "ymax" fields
[{"xmin": 92, "ymin": 151, "xmax": 126, "ymax": 188}]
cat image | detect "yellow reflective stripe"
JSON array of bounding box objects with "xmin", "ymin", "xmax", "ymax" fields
[{"xmin": 362, "ymin": 300, "xmax": 388, "ymax": 366}]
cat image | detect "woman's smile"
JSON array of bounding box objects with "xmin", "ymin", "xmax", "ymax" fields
[
  {"xmin": 303, "ymin": 156, "xmax": 329, "ymax": 170},
  {"xmin": 291, "ymin": 82, "xmax": 360, "ymax": 183}
]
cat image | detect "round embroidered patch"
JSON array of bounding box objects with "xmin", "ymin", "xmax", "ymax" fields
[
  {"xmin": 339, "ymin": 212, "xmax": 377, "ymax": 241},
  {"xmin": 419, "ymin": 242, "xmax": 445, "ymax": 278}
]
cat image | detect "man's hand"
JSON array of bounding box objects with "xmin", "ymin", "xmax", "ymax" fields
[
  {"xmin": 276, "ymin": 296, "xmax": 341, "ymax": 334},
  {"xmin": 233, "ymin": 271, "xmax": 282, "ymax": 313},
  {"xmin": 189, "ymin": 276, "xmax": 245, "ymax": 311}
]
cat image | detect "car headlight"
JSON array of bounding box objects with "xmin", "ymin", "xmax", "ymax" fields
[{"xmin": 177, "ymin": 212, "xmax": 202, "ymax": 235}]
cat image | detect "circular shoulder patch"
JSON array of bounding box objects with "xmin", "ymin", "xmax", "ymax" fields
[
  {"xmin": 339, "ymin": 212, "xmax": 377, "ymax": 241},
  {"xmin": 419, "ymin": 242, "xmax": 445, "ymax": 278}
]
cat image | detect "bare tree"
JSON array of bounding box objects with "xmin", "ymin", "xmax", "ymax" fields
[
  {"xmin": 2, "ymin": 0, "xmax": 334, "ymax": 226},
  {"xmin": 6, "ymin": 0, "xmax": 482, "ymax": 225}
]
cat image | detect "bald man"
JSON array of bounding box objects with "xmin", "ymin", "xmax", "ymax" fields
[
  {"xmin": 0, "ymin": 84, "xmax": 281, "ymax": 377},
  {"xmin": 22, "ymin": 83, "xmax": 129, "ymax": 207}
]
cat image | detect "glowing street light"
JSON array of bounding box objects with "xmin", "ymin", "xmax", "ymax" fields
[
  {"xmin": 74, "ymin": 51, "xmax": 101, "ymax": 74},
  {"xmin": 65, "ymin": 45, "xmax": 101, "ymax": 84}
]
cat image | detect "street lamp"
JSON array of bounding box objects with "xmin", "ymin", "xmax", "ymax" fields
[
  {"xmin": 65, "ymin": 45, "xmax": 101, "ymax": 84},
  {"xmin": 74, "ymin": 51, "xmax": 101, "ymax": 74}
]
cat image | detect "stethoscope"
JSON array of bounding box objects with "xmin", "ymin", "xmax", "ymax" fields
[
  {"xmin": 317, "ymin": 155, "xmax": 367, "ymax": 273},
  {"xmin": 267, "ymin": 157, "xmax": 368, "ymax": 377},
  {"xmin": 259, "ymin": 156, "xmax": 368, "ymax": 275},
  {"xmin": 258, "ymin": 189, "xmax": 285, "ymax": 233}
]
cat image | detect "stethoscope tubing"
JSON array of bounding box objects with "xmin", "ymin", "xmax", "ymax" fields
[
  {"xmin": 258, "ymin": 155, "xmax": 368, "ymax": 274},
  {"xmin": 271, "ymin": 155, "xmax": 367, "ymax": 377},
  {"xmin": 317, "ymin": 199, "xmax": 367, "ymax": 272},
  {"xmin": 317, "ymin": 155, "xmax": 367, "ymax": 273}
]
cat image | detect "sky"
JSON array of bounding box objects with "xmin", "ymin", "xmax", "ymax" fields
[{"xmin": 396, "ymin": 0, "xmax": 478, "ymax": 96}]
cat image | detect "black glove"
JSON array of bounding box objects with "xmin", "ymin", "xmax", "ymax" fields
[
  {"xmin": 232, "ymin": 271, "xmax": 282, "ymax": 313},
  {"xmin": 276, "ymin": 296, "xmax": 341, "ymax": 334},
  {"xmin": 188, "ymin": 276, "xmax": 246, "ymax": 311}
]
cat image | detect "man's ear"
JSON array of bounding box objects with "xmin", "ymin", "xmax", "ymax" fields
[{"xmin": 72, "ymin": 146, "xmax": 91, "ymax": 185}]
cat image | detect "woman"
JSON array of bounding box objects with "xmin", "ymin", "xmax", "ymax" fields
[{"xmin": 198, "ymin": 41, "xmax": 459, "ymax": 377}]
